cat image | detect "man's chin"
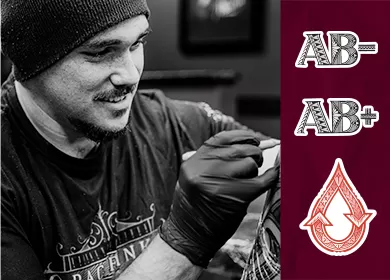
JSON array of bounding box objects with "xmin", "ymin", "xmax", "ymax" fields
[
  {"xmin": 69, "ymin": 117, "xmax": 130, "ymax": 143},
  {"xmin": 89, "ymin": 126, "xmax": 128, "ymax": 143}
]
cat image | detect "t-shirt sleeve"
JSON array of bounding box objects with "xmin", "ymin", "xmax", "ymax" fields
[
  {"xmin": 1, "ymin": 171, "xmax": 44, "ymax": 280},
  {"xmin": 167, "ymin": 99, "xmax": 272, "ymax": 150}
]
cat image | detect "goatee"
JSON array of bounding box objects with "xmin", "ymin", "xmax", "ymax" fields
[{"xmin": 68, "ymin": 115, "xmax": 130, "ymax": 143}]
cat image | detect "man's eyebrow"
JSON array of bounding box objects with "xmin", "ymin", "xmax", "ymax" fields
[
  {"xmin": 82, "ymin": 39, "xmax": 123, "ymax": 50},
  {"xmin": 82, "ymin": 27, "xmax": 152, "ymax": 50},
  {"xmin": 139, "ymin": 26, "xmax": 152, "ymax": 38}
]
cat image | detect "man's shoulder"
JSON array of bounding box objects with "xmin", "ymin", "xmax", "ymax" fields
[
  {"xmin": 1, "ymin": 112, "xmax": 28, "ymax": 211},
  {"xmin": 132, "ymin": 88, "xmax": 177, "ymax": 125},
  {"xmin": 1, "ymin": 78, "xmax": 18, "ymax": 155},
  {"xmin": 135, "ymin": 88, "xmax": 209, "ymax": 124},
  {"xmin": 1, "ymin": 77, "xmax": 32, "ymax": 192},
  {"xmin": 1, "ymin": 91, "xmax": 17, "ymax": 158},
  {"xmin": 1, "ymin": 74, "xmax": 14, "ymax": 121},
  {"xmin": 135, "ymin": 88, "xmax": 171, "ymax": 111},
  {"xmin": 137, "ymin": 88, "xmax": 165, "ymax": 98},
  {"xmin": 1, "ymin": 110, "xmax": 24, "ymax": 187}
]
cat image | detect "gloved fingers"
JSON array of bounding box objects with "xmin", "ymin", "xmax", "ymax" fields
[
  {"xmin": 201, "ymin": 156, "xmax": 259, "ymax": 179},
  {"xmin": 205, "ymin": 130, "xmax": 260, "ymax": 146},
  {"xmin": 202, "ymin": 144, "xmax": 263, "ymax": 166},
  {"xmin": 259, "ymin": 139, "xmax": 280, "ymax": 150},
  {"xmin": 229, "ymin": 144, "xmax": 262, "ymax": 158},
  {"xmin": 229, "ymin": 157, "xmax": 260, "ymax": 179},
  {"xmin": 243, "ymin": 167, "xmax": 279, "ymax": 199},
  {"xmin": 231, "ymin": 144, "xmax": 263, "ymax": 167},
  {"xmin": 200, "ymin": 166, "xmax": 278, "ymax": 203},
  {"xmin": 230, "ymin": 167, "xmax": 279, "ymax": 201}
]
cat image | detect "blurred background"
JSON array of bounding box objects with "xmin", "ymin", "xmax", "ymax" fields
[
  {"xmin": 1, "ymin": 1, "xmax": 280, "ymax": 279},
  {"xmin": 141, "ymin": 0, "xmax": 280, "ymax": 139}
]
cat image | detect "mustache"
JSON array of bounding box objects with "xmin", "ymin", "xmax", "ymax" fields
[{"xmin": 93, "ymin": 85, "xmax": 136, "ymax": 101}]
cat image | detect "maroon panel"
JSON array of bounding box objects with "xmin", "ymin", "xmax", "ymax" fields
[{"xmin": 281, "ymin": 1, "xmax": 390, "ymax": 279}]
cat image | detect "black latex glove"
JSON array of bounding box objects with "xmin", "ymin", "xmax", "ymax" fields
[{"xmin": 160, "ymin": 130, "xmax": 279, "ymax": 268}]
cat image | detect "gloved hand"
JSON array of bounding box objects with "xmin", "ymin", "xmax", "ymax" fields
[{"xmin": 159, "ymin": 130, "xmax": 280, "ymax": 268}]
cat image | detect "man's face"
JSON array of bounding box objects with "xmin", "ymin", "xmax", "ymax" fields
[{"xmin": 32, "ymin": 15, "xmax": 150, "ymax": 142}]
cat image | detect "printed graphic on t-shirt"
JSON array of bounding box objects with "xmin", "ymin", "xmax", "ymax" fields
[{"xmin": 44, "ymin": 204, "xmax": 162, "ymax": 280}]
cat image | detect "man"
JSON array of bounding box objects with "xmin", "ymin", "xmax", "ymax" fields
[{"xmin": 1, "ymin": 1, "xmax": 280, "ymax": 279}]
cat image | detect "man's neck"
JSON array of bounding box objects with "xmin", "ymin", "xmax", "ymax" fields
[{"xmin": 14, "ymin": 81, "xmax": 98, "ymax": 159}]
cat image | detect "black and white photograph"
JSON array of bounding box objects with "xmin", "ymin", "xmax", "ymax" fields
[{"xmin": 1, "ymin": 0, "xmax": 280, "ymax": 279}]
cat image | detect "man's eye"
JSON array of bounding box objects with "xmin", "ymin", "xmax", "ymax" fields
[
  {"xmin": 131, "ymin": 39, "xmax": 147, "ymax": 51},
  {"xmin": 84, "ymin": 48, "xmax": 111, "ymax": 58}
]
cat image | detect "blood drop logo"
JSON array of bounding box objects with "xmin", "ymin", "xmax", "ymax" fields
[{"xmin": 300, "ymin": 158, "xmax": 376, "ymax": 256}]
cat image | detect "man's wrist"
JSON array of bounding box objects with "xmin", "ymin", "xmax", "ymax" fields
[{"xmin": 159, "ymin": 219, "xmax": 213, "ymax": 268}]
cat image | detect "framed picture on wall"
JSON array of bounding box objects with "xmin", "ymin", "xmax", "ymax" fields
[{"xmin": 179, "ymin": 0, "xmax": 267, "ymax": 55}]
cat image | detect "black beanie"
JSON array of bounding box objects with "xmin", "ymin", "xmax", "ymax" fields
[{"xmin": 1, "ymin": 0, "xmax": 150, "ymax": 82}]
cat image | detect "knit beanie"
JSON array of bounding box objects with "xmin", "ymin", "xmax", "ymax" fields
[{"xmin": 1, "ymin": 0, "xmax": 150, "ymax": 82}]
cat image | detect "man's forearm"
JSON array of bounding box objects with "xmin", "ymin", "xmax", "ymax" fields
[{"xmin": 115, "ymin": 234, "xmax": 203, "ymax": 280}]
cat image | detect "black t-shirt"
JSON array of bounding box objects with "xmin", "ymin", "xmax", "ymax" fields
[{"xmin": 1, "ymin": 75, "xmax": 269, "ymax": 280}]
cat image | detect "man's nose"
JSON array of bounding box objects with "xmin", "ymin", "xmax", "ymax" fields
[{"xmin": 109, "ymin": 52, "xmax": 140, "ymax": 87}]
